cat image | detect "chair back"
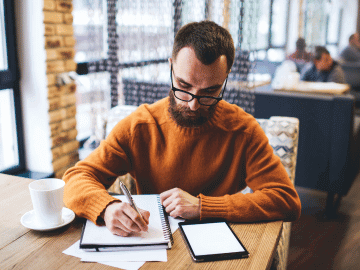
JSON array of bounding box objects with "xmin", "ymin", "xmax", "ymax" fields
[{"xmin": 256, "ymin": 116, "xmax": 300, "ymax": 270}]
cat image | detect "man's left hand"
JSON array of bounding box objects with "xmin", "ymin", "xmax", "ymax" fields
[{"xmin": 160, "ymin": 188, "xmax": 200, "ymax": 219}]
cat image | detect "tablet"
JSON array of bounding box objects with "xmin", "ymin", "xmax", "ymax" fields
[{"xmin": 178, "ymin": 219, "xmax": 249, "ymax": 262}]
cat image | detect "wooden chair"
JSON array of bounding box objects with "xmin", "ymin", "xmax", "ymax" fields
[{"xmin": 105, "ymin": 105, "xmax": 299, "ymax": 269}]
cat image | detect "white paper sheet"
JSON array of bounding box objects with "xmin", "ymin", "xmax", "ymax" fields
[
  {"xmin": 99, "ymin": 261, "xmax": 145, "ymax": 270},
  {"xmin": 62, "ymin": 211, "xmax": 183, "ymax": 269}
]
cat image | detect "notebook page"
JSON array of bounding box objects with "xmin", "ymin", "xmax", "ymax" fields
[{"xmin": 82, "ymin": 195, "xmax": 167, "ymax": 245}]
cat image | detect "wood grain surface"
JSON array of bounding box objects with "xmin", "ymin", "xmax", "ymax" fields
[{"xmin": 0, "ymin": 173, "xmax": 282, "ymax": 270}]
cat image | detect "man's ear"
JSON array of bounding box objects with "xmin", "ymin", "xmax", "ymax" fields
[{"xmin": 168, "ymin": 58, "xmax": 172, "ymax": 69}]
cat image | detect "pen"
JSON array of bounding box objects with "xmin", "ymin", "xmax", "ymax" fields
[{"xmin": 119, "ymin": 181, "xmax": 144, "ymax": 220}]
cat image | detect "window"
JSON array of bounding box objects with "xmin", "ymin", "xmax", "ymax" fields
[{"xmin": 0, "ymin": 0, "xmax": 25, "ymax": 173}]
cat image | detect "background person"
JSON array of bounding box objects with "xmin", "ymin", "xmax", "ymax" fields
[
  {"xmin": 339, "ymin": 33, "xmax": 360, "ymax": 62},
  {"xmin": 63, "ymin": 21, "xmax": 301, "ymax": 237},
  {"xmin": 301, "ymin": 46, "xmax": 346, "ymax": 83},
  {"xmin": 287, "ymin": 37, "xmax": 312, "ymax": 72}
]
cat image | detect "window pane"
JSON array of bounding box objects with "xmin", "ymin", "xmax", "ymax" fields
[
  {"xmin": 73, "ymin": 0, "xmax": 107, "ymax": 62},
  {"xmin": 0, "ymin": 89, "xmax": 19, "ymax": 171},
  {"xmin": 75, "ymin": 72, "xmax": 111, "ymax": 141},
  {"xmin": 271, "ymin": 0, "xmax": 288, "ymax": 47},
  {"xmin": 0, "ymin": 0, "xmax": 8, "ymax": 70},
  {"xmin": 326, "ymin": 2, "xmax": 341, "ymax": 44},
  {"xmin": 117, "ymin": 0, "xmax": 173, "ymax": 63},
  {"xmin": 256, "ymin": 0, "xmax": 270, "ymax": 50}
]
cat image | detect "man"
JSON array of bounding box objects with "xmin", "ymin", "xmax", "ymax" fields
[
  {"xmin": 287, "ymin": 37, "xmax": 312, "ymax": 73},
  {"xmin": 63, "ymin": 21, "xmax": 301, "ymax": 237},
  {"xmin": 288, "ymin": 38, "xmax": 312, "ymax": 63},
  {"xmin": 339, "ymin": 33, "xmax": 360, "ymax": 62},
  {"xmin": 301, "ymin": 46, "xmax": 346, "ymax": 83}
]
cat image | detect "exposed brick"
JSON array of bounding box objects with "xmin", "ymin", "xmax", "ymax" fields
[
  {"xmin": 56, "ymin": 24, "xmax": 73, "ymax": 36},
  {"xmin": 62, "ymin": 118, "xmax": 77, "ymax": 131},
  {"xmin": 51, "ymin": 146, "xmax": 63, "ymax": 161},
  {"xmin": 48, "ymin": 85, "xmax": 63, "ymax": 99},
  {"xmin": 65, "ymin": 59, "xmax": 77, "ymax": 71},
  {"xmin": 68, "ymin": 128, "xmax": 78, "ymax": 141},
  {"xmin": 63, "ymin": 13, "xmax": 73, "ymax": 24},
  {"xmin": 50, "ymin": 122, "xmax": 62, "ymax": 136},
  {"xmin": 56, "ymin": 1, "xmax": 73, "ymax": 12},
  {"xmin": 46, "ymin": 49, "xmax": 58, "ymax": 61},
  {"xmin": 58, "ymin": 48, "xmax": 75, "ymax": 60},
  {"xmin": 43, "ymin": 1, "xmax": 56, "ymax": 11},
  {"xmin": 47, "ymin": 60, "xmax": 65, "ymax": 73},
  {"xmin": 47, "ymin": 74, "xmax": 57, "ymax": 86},
  {"xmin": 55, "ymin": 163, "xmax": 74, "ymax": 179},
  {"xmin": 44, "ymin": 24, "xmax": 56, "ymax": 36},
  {"xmin": 61, "ymin": 93, "xmax": 77, "ymax": 107},
  {"xmin": 44, "ymin": 11, "xmax": 63, "ymax": 24},
  {"xmin": 65, "ymin": 105, "xmax": 77, "ymax": 118},
  {"xmin": 62, "ymin": 140, "xmax": 80, "ymax": 155},
  {"xmin": 52, "ymin": 154, "xmax": 70, "ymax": 172},
  {"xmin": 64, "ymin": 36, "xmax": 76, "ymax": 47},
  {"xmin": 48, "ymin": 96, "xmax": 61, "ymax": 111},
  {"xmin": 45, "ymin": 36, "xmax": 63, "ymax": 48},
  {"xmin": 49, "ymin": 108, "xmax": 66, "ymax": 123},
  {"xmin": 51, "ymin": 131, "xmax": 69, "ymax": 148},
  {"xmin": 60, "ymin": 83, "xmax": 76, "ymax": 94}
]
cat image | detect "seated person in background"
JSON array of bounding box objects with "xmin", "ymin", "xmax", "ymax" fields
[
  {"xmin": 63, "ymin": 21, "xmax": 301, "ymax": 236},
  {"xmin": 287, "ymin": 37, "xmax": 312, "ymax": 72},
  {"xmin": 301, "ymin": 46, "xmax": 346, "ymax": 84},
  {"xmin": 339, "ymin": 33, "xmax": 360, "ymax": 62}
]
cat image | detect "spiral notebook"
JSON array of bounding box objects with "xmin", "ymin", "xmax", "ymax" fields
[{"xmin": 80, "ymin": 195, "xmax": 173, "ymax": 251}]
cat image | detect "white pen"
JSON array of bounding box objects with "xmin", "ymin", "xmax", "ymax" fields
[{"xmin": 119, "ymin": 181, "xmax": 144, "ymax": 220}]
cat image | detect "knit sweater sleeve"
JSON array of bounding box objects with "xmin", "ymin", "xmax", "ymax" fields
[
  {"xmin": 63, "ymin": 118, "xmax": 134, "ymax": 225},
  {"xmin": 199, "ymin": 123, "xmax": 301, "ymax": 222}
]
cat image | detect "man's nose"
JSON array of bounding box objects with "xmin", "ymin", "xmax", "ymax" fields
[{"xmin": 188, "ymin": 98, "xmax": 201, "ymax": 111}]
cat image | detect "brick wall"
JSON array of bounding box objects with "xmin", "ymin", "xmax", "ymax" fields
[{"xmin": 43, "ymin": 0, "xmax": 79, "ymax": 178}]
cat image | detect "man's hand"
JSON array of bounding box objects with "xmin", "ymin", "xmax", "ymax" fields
[
  {"xmin": 160, "ymin": 188, "xmax": 200, "ymax": 219},
  {"xmin": 103, "ymin": 201, "xmax": 150, "ymax": 236}
]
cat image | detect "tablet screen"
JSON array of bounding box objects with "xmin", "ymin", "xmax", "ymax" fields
[{"xmin": 180, "ymin": 222, "xmax": 245, "ymax": 256}]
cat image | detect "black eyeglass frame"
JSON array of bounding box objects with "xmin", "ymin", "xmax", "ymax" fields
[{"xmin": 170, "ymin": 64, "xmax": 228, "ymax": 106}]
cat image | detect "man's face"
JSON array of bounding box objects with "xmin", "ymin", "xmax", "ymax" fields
[
  {"xmin": 168, "ymin": 47, "xmax": 229, "ymax": 127},
  {"xmin": 314, "ymin": 53, "xmax": 333, "ymax": 71},
  {"xmin": 351, "ymin": 33, "xmax": 360, "ymax": 49}
]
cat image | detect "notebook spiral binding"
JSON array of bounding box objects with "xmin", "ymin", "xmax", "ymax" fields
[{"xmin": 157, "ymin": 195, "xmax": 174, "ymax": 248}]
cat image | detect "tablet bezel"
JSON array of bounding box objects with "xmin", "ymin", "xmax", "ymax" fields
[{"xmin": 178, "ymin": 219, "xmax": 250, "ymax": 262}]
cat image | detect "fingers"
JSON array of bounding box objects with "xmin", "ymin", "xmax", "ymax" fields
[
  {"xmin": 160, "ymin": 188, "xmax": 200, "ymax": 220},
  {"xmin": 103, "ymin": 202, "xmax": 150, "ymax": 236},
  {"xmin": 160, "ymin": 187, "xmax": 181, "ymax": 208},
  {"xmin": 140, "ymin": 209, "xmax": 150, "ymax": 225}
]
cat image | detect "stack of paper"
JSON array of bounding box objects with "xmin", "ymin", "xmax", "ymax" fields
[{"xmin": 63, "ymin": 216, "xmax": 183, "ymax": 270}]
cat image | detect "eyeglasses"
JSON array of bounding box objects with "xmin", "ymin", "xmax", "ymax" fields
[{"xmin": 170, "ymin": 64, "xmax": 228, "ymax": 106}]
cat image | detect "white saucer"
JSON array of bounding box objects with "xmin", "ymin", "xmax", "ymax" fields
[{"xmin": 21, "ymin": 207, "xmax": 75, "ymax": 231}]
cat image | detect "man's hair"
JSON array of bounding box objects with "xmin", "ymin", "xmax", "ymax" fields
[
  {"xmin": 313, "ymin": 46, "xmax": 330, "ymax": 61},
  {"xmin": 349, "ymin": 34, "xmax": 356, "ymax": 42},
  {"xmin": 296, "ymin": 38, "xmax": 306, "ymax": 50},
  {"xmin": 172, "ymin": 21, "xmax": 235, "ymax": 72}
]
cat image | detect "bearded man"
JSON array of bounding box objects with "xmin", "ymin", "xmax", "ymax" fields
[{"xmin": 63, "ymin": 21, "xmax": 301, "ymax": 236}]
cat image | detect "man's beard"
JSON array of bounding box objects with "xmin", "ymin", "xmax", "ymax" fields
[{"xmin": 168, "ymin": 90, "xmax": 216, "ymax": 127}]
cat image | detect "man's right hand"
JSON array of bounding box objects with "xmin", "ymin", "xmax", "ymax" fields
[{"xmin": 103, "ymin": 201, "xmax": 150, "ymax": 236}]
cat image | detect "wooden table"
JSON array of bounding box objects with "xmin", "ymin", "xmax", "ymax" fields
[{"xmin": 0, "ymin": 173, "xmax": 283, "ymax": 270}]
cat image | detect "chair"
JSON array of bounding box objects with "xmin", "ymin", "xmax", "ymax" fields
[
  {"xmin": 105, "ymin": 105, "xmax": 299, "ymax": 270},
  {"xmin": 254, "ymin": 116, "xmax": 299, "ymax": 270}
]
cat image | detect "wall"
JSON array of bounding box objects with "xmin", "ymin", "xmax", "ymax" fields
[{"xmin": 14, "ymin": 0, "xmax": 79, "ymax": 178}]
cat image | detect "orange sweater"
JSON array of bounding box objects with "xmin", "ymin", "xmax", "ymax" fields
[{"xmin": 63, "ymin": 97, "xmax": 301, "ymax": 224}]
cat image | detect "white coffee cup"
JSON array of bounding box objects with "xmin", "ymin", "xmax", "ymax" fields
[{"xmin": 29, "ymin": 178, "xmax": 65, "ymax": 228}]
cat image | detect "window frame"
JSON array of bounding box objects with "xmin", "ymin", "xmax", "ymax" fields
[{"xmin": 0, "ymin": 0, "xmax": 26, "ymax": 174}]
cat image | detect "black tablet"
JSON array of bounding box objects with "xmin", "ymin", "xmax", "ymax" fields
[{"xmin": 178, "ymin": 219, "xmax": 249, "ymax": 262}]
